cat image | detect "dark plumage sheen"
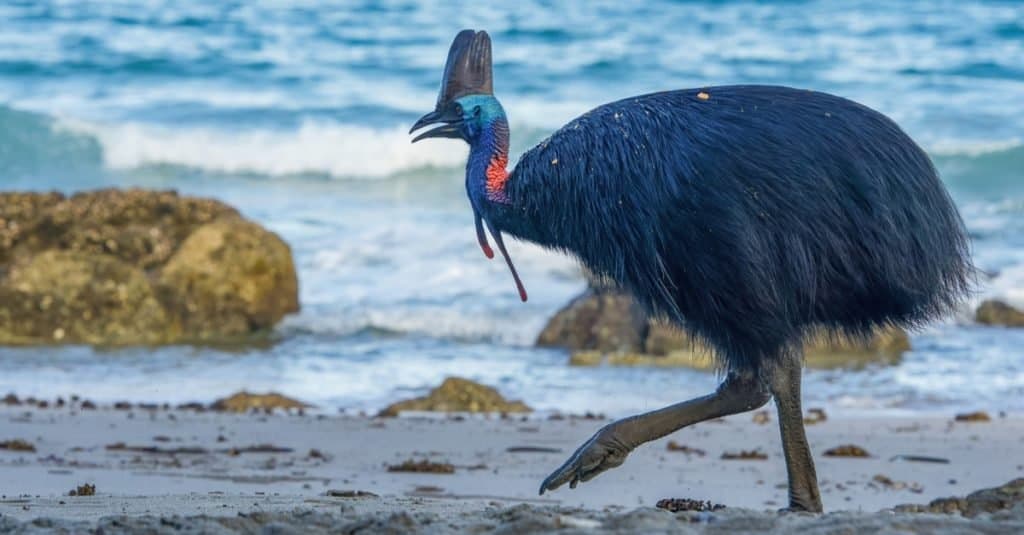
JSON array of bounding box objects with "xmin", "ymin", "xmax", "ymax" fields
[
  {"xmin": 411, "ymin": 30, "xmax": 973, "ymax": 511},
  {"xmin": 489, "ymin": 85, "xmax": 972, "ymax": 372}
]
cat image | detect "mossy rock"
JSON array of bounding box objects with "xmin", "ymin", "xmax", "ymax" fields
[
  {"xmin": 549, "ymin": 289, "xmax": 910, "ymax": 370},
  {"xmin": 0, "ymin": 250, "xmax": 174, "ymax": 345},
  {"xmin": 0, "ymin": 189, "xmax": 237, "ymax": 269},
  {"xmin": 210, "ymin": 391, "xmax": 311, "ymax": 412},
  {"xmin": 571, "ymin": 349, "xmax": 716, "ymax": 370},
  {"xmin": 536, "ymin": 290, "xmax": 647, "ymax": 353},
  {"xmin": 976, "ymin": 300, "xmax": 1024, "ymax": 327},
  {"xmin": 158, "ymin": 218, "xmax": 299, "ymax": 340},
  {"xmin": 0, "ymin": 189, "xmax": 299, "ymax": 346},
  {"xmin": 379, "ymin": 377, "xmax": 531, "ymax": 417}
]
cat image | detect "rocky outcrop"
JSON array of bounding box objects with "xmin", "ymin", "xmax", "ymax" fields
[
  {"xmin": 536, "ymin": 291, "xmax": 646, "ymax": 353},
  {"xmin": 975, "ymin": 299, "xmax": 1024, "ymax": 327},
  {"xmin": 540, "ymin": 289, "xmax": 910, "ymax": 369},
  {"xmin": 158, "ymin": 218, "xmax": 299, "ymax": 340},
  {"xmin": 210, "ymin": 391, "xmax": 312, "ymax": 413},
  {"xmin": 0, "ymin": 189, "xmax": 299, "ymax": 345},
  {"xmin": 379, "ymin": 377, "xmax": 532, "ymax": 417}
]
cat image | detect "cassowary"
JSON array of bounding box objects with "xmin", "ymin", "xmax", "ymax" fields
[{"xmin": 410, "ymin": 30, "xmax": 971, "ymax": 512}]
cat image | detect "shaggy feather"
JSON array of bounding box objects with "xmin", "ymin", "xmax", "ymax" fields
[{"xmin": 483, "ymin": 85, "xmax": 972, "ymax": 372}]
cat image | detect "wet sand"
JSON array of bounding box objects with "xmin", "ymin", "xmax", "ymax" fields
[{"xmin": 1, "ymin": 403, "xmax": 1023, "ymax": 532}]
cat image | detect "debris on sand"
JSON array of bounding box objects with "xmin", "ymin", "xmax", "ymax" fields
[
  {"xmin": 209, "ymin": 391, "xmax": 311, "ymax": 413},
  {"xmin": 889, "ymin": 454, "xmax": 950, "ymax": 464},
  {"xmin": 106, "ymin": 442, "xmax": 208, "ymax": 455},
  {"xmin": 751, "ymin": 410, "xmax": 771, "ymax": 425},
  {"xmin": 721, "ymin": 449, "xmax": 767, "ymax": 460},
  {"xmin": 378, "ymin": 377, "xmax": 531, "ymax": 417},
  {"xmin": 655, "ymin": 498, "xmax": 725, "ymax": 512},
  {"xmin": 804, "ymin": 408, "xmax": 828, "ymax": 425},
  {"xmin": 326, "ymin": 489, "xmax": 379, "ymax": 498},
  {"xmin": 386, "ymin": 459, "xmax": 455, "ymax": 474},
  {"xmin": 955, "ymin": 411, "xmax": 991, "ymax": 423},
  {"xmin": 223, "ymin": 444, "xmax": 294, "ymax": 456},
  {"xmin": 666, "ymin": 441, "xmax": 706, "ymax": 456},
  {"xmin": 872, "ymin": 474, "xmax": 923, "ymax": 493},
  {"xmin": 68, "ymin": 484, "xmax": 95, "ymax": 496},
  {"xmin": 823, "ymin": 444, "xmax": 870, "ymax": 458},
  {"xmin": 2, "ymin": 393, "xmax": 20, "ymax": 405},
  {"xmin": 0, "ymin": 439, "xmax": 36, "ymax": 452}
]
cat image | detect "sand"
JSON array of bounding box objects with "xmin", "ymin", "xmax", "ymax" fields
[{"xmin": 1, "ymin": 403, "xmax": 1023, "ymax": 533}]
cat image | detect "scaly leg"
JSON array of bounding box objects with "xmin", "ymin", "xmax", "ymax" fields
[
  {"xmin": 539, "ymin": 371, "xmax": 771, "ymax": 494},
  {"xmin": 765, "ymin": 353, "xmax": 822, "ymax": 512}
]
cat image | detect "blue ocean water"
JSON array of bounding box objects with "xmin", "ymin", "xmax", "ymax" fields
[{"xmin": 0, "ymin": 1, "xmax": 1022, "ymax": 415}]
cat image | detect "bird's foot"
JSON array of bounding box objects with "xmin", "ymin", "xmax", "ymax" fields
[
  {"xmin": 777, "ymin": 496, "xmax": 823, "ymax": 514},
  {"xmin": 538, "ymin": 423, "xmax": 632, "ymax": 495}
]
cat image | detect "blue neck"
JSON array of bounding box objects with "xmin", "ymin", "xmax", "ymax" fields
[{"xmin": 466, "ymin": 116, "xmax": 510, "ymax": 207}]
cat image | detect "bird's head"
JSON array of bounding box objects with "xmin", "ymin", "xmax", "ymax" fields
[
  {"xmin": 409, "ymin": 29, "xmax": 528, "ymax": 303},
  {"xmin": 409, "ymin": 30, "xmax": 503, "ymax": 146},
  {"xmin": 410, "ymin": 95, "xmax": 506, "ymax": 145}
]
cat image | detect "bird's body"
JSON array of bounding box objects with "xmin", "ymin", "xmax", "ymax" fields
[
  {"xmin": 486, "ymin": 86, "xmax": 970, "ymax": 373},
  {"xmin": 411, "ymin": 30, "xmax": 972, "ymax": 512}
]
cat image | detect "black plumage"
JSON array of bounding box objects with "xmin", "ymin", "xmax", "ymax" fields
[
  {"xmin": 491, "ymin": 86, "xmax": 972, "ymax": 372},
  {"xmin": 411, "ymin": 29, "xmax": 973, "ymax": 512}
]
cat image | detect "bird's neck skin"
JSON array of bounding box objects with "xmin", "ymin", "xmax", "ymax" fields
[
  {"xmin": 463, "ymin": 98, "xmax": 549, "ymax": 247},
  {"xmin": 467, "ymin": 116, "xmax": 511, "ymax": 206}
]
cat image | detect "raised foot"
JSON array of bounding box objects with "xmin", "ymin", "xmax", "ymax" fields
[{"xmin": 538, "ymin": 424, "xmax": 631, "ymax": 495}]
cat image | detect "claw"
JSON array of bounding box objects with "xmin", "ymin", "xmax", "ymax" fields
[{"xmin": 538, "ymin": 425, "xmax": 632, "ymax": 495}]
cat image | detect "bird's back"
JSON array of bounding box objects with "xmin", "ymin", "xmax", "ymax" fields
[{"xmin": 505, "ymin": 85, "xmax": 971, "ymax": 371}]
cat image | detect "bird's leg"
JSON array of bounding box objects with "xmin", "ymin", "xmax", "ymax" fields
[
  {"xmin": 539, "ymin": 370, "xmax": 770, "ymax": 494},
  {"xmin": 765, "ymin": 353, "xmax": 822, "ymax": 513}
]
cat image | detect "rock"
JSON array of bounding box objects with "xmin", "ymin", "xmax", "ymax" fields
[
  {"xmin": 823, "ymin": 445, "xmax": 871, "ymax": 458},
  {"xmin": 954, "ymin": 411, "xmax": 991, "ymax": 422},
  {"xmin": 158, "ymin": 218, "xmax": 299, "ymax": 340},
  {"xmin": 545, "ymin": 289, "xmax": 911, "ymax": 369},
  {"xmin": 378, "ymin": 377, "xmax": 531, "ymax": 417},
  {"xmin": 896, "ymin": 478, "xmax": 1024, "ymax": 518},
  {"xmin": 976, "ymin": 300, "xmax": 1024, "ymax": 327},
  {"xmin": 0, "ymin": 439, "xmax": 36, "ymax": 452},
  {"xmin": 569, "ymin": 350, "xmax": 716, "ymax": 370},
  {"xmin": 960, "ymin": 478, "xmax": 1024, "ymax": 517},
  {"xmin": 0, "ymin": 189, "xmax": 237, "ymax": 269},
  {"xmin": 210, "ymin": 391, "xmax": 311, "ymax": 413},
  {"xmin": 68, "ymin": 483, "xmax": 96, "ymax": 497},
  {"xmin": 0, "ymin": 250, "xmax": 175, "ymax": 345},
  {"xmin": 536, "ymin": 290, "xmax": 647, "ymax": 353},
  {"xmin": 0, "ymin": 189, "xmax": 298, "ymax": 345},
  {"xmin": 800, "ymin": 327, "xmax": 910, "ymax": 369}
]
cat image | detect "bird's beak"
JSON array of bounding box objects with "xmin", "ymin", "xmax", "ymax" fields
[{"xmin": 409, "ymin": 107, "xmax": 464, "ymax": 143}]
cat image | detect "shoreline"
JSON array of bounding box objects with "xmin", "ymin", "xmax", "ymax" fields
[{"xmin": 2, "ymin": 404, "xmax": 1023, "ymax": 531}]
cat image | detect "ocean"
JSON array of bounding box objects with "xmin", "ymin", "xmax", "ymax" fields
[{"xmin": 0, "ymin": 0, "xmax": 1022, "ymax": 416}]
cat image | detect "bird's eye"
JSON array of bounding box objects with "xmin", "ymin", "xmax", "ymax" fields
[{"xmin": 454, "ymin": 103, "xmax": 463, "ymax": 115}]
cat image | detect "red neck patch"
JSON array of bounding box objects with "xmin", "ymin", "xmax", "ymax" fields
[{"xmin": 485, "ymin": 153, "xmax": 509, "ymax": 203}]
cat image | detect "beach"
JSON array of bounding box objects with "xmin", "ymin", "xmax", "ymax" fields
[
  {"xmin": 2, "ymin": 402, "xmax": 1023, "ymax": 532},
  {"xmin": 1, "ymin": 1, "xmax": 1023, "ymax": 533}
]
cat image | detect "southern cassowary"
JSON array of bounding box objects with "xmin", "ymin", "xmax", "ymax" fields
[{"xmin": 410, "ymin": 30, "xmax": 971, "ymax": 512}]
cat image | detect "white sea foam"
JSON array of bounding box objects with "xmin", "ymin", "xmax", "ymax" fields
[
  {"xmin": 929, "ymin": 138, "xmax": 1023, "ymax": 157},
  {"xmin": 58, "ymin": 118, "xmax": 470, "ymax": 178}
]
